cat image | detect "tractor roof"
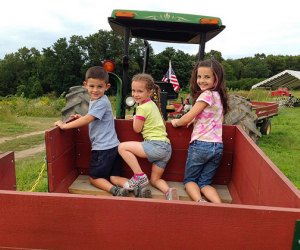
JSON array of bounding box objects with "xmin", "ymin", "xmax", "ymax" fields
[{"xmin": 108, "ymin": 9, "xmax": 225, "ymax": 44}]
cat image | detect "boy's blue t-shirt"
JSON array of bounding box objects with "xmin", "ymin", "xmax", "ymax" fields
[{"xmin": 88, "ymin": 95, "xmax": 119, "ymax": 150}]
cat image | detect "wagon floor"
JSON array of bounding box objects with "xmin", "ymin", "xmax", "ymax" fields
[{"xmin": 69, "ymin": 175, "xmax": 232, "ymax": 203}]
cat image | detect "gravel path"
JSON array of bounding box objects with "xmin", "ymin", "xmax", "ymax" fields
[
  {"xmin": 0, "ymin": 131, "xmax": 46, "ymax": 159},
  {"xmin": 14, "ymin": 143, "xmax": 45, "ymax": 159}
]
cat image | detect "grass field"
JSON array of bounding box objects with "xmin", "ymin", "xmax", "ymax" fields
[
  {"xmin": 1, "ymin": 91, "xmax": 300, "ymax": 191},
  {"xmin": 258, "ymin": 107, "xmax": 300, "ymax": 188}
]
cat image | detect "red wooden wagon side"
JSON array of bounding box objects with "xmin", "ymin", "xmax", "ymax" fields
[{"xmin": 1, "ymin": 121, "xmax": 300, "ymax": 249}]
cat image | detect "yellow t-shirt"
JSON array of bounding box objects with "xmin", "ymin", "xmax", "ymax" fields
[{"xmin": 135, "ymin": 99, "xmax": 170, "ymax": 143}]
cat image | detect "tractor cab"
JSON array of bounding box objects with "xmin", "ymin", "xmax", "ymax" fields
[{"xmin": 108, "ymin": 9, "xmax": 225, "ymax": 119}]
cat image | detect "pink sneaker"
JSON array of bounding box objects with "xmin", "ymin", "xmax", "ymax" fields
[
  {"xmin": 165, "ymin": 187, "xmax": 179, "ymax": 200},
  {"xmin": 123, "ymin": 173, "xmax": 149, "ymax": 190}
]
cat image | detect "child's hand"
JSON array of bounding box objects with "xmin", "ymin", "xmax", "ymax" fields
[
  {"xmin": 171, "ymin": 119, "xmax": 179, "ymax": 127},
  {"xmin": 186, "ymin": 119, "xmax": 195, "ymax": 128},
  {"xmin": 70, "ymin": 114, "xmax": 81, "ymax": 119},
  {"xmin": 54, "ymin": 120, "xmax": 65, "ymax": 129}
]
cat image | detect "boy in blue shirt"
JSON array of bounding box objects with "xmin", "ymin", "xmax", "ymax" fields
[{"xmin": 55, "ymin": 66, "xmax": 129, "ymax": 196}]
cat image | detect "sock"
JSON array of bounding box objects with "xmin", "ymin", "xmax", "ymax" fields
[
  {"xmin": 134, "ymin": 172, "xmax": 145, "ymax": 177},
  {"xmin": 110, "ymin": 186, "xmax": 118, "ymax": 195}
]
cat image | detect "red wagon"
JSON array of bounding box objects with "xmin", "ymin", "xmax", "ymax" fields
[
  {"xmin": 1, "ymin": 120, "xmax": 300, "ymax": 249},
  {"xmin": 0, "ymin": 9, "xmax": 299, "ymax": 249}
]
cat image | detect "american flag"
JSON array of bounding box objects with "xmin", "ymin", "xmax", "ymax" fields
[{"xmin": 162, "ymin": 61, "xmax": 180, "ymax": 92}]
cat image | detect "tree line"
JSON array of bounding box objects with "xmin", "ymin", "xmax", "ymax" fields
[{"xmin": 0, "ymin": 29, "xmax": 299, "ymax": 98}]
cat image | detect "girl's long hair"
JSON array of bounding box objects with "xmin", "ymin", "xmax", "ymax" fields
[{"xmin": 190, "ymin": 59, "xmax": 228, "ymax": 114}]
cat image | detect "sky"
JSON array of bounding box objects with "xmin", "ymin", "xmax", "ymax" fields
[{"xmin": 0, "ymin": 0, "xmax": 299, "ymax": 60}]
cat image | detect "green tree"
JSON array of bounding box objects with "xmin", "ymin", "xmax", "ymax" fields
[
  {"xmin": 151, "ymin": 47, "xmax": 194, "ymax": 90},
  {"xmin": 222, "ymin": 61, "xmax": 236, "ymax": 81},
  {"xmin": 0, "ymin": 47, "xmax": 41, "ymax": 96},
  {"xmin": 41, "ymin": 36, "xmax": 85, "ymax": 95},
  {"xmin": 241, "ymin": 57, "xmax": 270, "ymax": 79},
  {"xmin": 205, "ymin": 50, "xmax": 224, "ymax": 62},
  {"xmin": 266, "ymin": 55, "xmax": 287, "ymax": 76},
  {"xmin": 83, "ymin": 30, "xmax": 123, "ymax": 72}
]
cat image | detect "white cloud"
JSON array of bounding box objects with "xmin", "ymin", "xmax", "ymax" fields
[{"xmin": 0, "ymin": 0, "xmax": 299, "ymax": 59}]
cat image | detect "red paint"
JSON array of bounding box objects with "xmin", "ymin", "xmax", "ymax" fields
[
  {"xmin": 251, "ymin": 101, "xmax": 278, "ymax": 120},
  {"xmin": 271, "ymin": 87, "xmax": 290, "ymax": 97},
  {"xmin": 229, "ymin": 126, "xmax": 300, "ymax": 208},
  {"xmin": 46, "ymin": 120, "xmax": 234, "ymax": 187},
  {"xmin": 1, "ymin": 120, "xmax": 300, "ymax": 249},
  {"xmin": 0, "ymin": 151, "xmax": 16, "ymax": 190},
  {"xmin": 0, "ymin": 191, "xmax": 299, "ymax": 249}
]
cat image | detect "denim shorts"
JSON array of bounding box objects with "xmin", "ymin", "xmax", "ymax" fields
[
  {"xmin": 184, "ymin": 140, "xmax": 223, "ymax": 189},
  {"xmin": 89, "ymin": 146, "xmax": 122, "ymax": 179},
  {"xmin": 142, "ymin": 140, "xmax": 172, "ymax": 169}
]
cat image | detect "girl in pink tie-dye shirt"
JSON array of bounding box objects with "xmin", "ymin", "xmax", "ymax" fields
[{"xmin": 171, "ymin": 59, "xmax": 228, "ymax": 203}]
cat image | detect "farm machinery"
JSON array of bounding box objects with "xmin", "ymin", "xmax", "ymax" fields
[
  {"xmin": 271, "ymin": 87, "xmax": 300, "ymax": 107},
  {"xmin": 62, "ymin": 10, "xmax": 279, "ymax": 142},
  {"xmin": 0, "ymin": 9, "xmax": 300, "ymax": 249}
]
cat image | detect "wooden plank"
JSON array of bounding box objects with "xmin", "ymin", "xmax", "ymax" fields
[
  {"xmin": 46, "ymin": 128, "xmax": 78, "ymax": 192},
  {"xmin": 0, "ymin": 152, "xmax": 16, "ymax": 190},
  {"xmin": 45, "ymin": 127, "xmax": 75, "ymax": 162},
  {"xmin": 68, "ymin": 175, "xmax": 232, "ymax": 203},
  {"xmin": 0, "ymin": 190, "xmax": 299, "ymax": 249},
  {"xmin": 230, "ymin": 126, "xmax": 300, "ymax": 208}
]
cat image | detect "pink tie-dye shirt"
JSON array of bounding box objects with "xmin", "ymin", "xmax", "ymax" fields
[{"xmin": 190, "ymin": 90, "xmax": 223, "ymax": 143}]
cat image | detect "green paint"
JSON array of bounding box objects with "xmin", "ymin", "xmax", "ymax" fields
[
  {"xmin": 108, "ymin": 72, "xmax": 122, "ymax": 118},
  {"xmin": 292, "ymin": 220, "xmax": 300, "ymax": 250},
  {"xmin": 111, "ymin": 9, "xmax": 222, "ymax": 26}
]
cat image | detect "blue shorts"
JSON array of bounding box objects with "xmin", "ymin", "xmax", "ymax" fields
[
  {"xmin": 89, "ymin": 146, "xmax": 122, "ymax": 179},
  {"xmin": 142, "ymin": 140, "xmax": 172, "ymax": 168},
  {"xmin": 184, "ymin": 140, "xmax": 223, "ymax": 189}
]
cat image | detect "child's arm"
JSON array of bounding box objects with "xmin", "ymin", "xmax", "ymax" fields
[
  {"xmin": 54, "ymin": 114, "xmax": 95, "ymax": 130},
  {"xmin": 132, "ymin": 115, "xmax": 144, "ymax": 133},
  {"xmin": 171, "ymin": 101, "xmax": 208, "ymax": 127},
  {"xmin": 70, "ymin": 114, "xmax": 81, "ymax": 119}
]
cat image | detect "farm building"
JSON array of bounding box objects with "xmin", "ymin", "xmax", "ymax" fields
[{"xmin": 252, "ymin": 70, "xmax": 300, "ymax": 90}]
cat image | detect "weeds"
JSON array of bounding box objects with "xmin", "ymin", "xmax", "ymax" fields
[
  {"xmin": 16, "ymin": 152, "xmax": 48, "ymax": 192},
  {"xmin": 0, "ymin": 94, "xmax": 65, "ymax": 118}
]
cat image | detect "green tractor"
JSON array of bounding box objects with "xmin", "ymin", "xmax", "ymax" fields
[
  {"xmin": 62, "ymin": 9, "xmax": 225, "ymax": 121},
  {"xmin": 61, "ymin": 9, "xmax": 262, "ymax": 141}
]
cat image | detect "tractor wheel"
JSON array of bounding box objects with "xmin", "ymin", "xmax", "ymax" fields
[
  {"xmin": 260, "ymin": 119, "xmax": 271, "ymax": 135},
  {"xmin": 61, "ymin": 86, "xmax": 90, "ymax": 121},
  {"xmin": 224, "ymin": 95, "xmax": 261, "ymax": 143}
]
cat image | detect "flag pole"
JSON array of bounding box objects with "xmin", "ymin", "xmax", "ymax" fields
[{"xmin": 168, "ymin": 60, "xmax": 171, "ymax": 83}]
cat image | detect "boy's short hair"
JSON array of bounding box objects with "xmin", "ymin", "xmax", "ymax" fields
[{"xmin": 85, "ymin": 66, "xmax": 109, "ymax": 83}]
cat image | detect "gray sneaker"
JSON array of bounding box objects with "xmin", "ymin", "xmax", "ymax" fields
[
  {"xmin": 133, "ymin": 186, "xmax": 152, "ymax": 198},
  {"xmin": 111, "ymin": 186, "xmax": 129, "ymax": 197}
]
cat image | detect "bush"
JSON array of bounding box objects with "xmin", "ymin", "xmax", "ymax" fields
[{"xmin": 0, "ymin": 95, "xmax": 65, "ymax": 117}]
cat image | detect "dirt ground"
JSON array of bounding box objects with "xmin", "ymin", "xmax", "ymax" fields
[{"xmin": 0, "ymin": 131, "xmax": 45, "ymax": 159}]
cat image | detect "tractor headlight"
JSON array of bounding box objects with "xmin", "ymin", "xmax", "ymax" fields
[{"xmin": 125, "ymin": 96, "xmax": 135, "ymax": 107}]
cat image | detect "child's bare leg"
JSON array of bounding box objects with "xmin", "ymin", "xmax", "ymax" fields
[
  {"xmin": 118, "ymin": 141, "xmax": 147, "ymax": 173},
  {"xmin": 150, "ymin": 164, "xmax": 169, "ymax": 193},
  {"xmin": 201, "ymin": 185, "xmax": 222, "ymax": 203},
  {"xmin": 119, "ymin": 142, "xmax": 150, "ymax": 190},
  {"xmin": 110, "ymin": 176, "xmax": 129, "ymax": 187},
  {"xmin": 89, "ymin": 177, "xmax": 128, "ymax": 196},
  {"xmin": 89, "ymin": 176, "xmax": 114, "ymax": 192},
  {"xmin": 185, "ymin": 181, "xmax": 202, "ymax": 201},
  {"xmin": 150, "ymin": 165, "xmax": 179, "ymax": 200}
]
